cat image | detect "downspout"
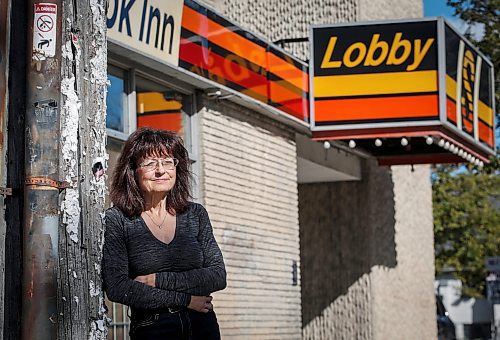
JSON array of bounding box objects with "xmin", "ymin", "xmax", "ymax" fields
[{"xmin": 22, "ymin": 1, "xmax": 63, "ymax": 339}]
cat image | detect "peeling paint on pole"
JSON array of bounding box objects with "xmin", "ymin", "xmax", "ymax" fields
[
  {"xmin": 57, "ymin": 0, "xmax": 108, "ymax": 339},
  {"xmin": 60, "ymin": 74, "xmax": 81, "ymax": 244}
]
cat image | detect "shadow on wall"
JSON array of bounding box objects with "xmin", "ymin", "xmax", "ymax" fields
[{"xmin": 299, "ymin": 159, "xmax": 398, "ymax": 326}]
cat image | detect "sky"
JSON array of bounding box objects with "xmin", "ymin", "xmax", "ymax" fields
[
  {"xmin": 423, "ymin": 0, "xmax": 485, "ymax": 40},
  {"xmin": 423, "ymin": 0, "xmax": 455, "ymax": 17}
]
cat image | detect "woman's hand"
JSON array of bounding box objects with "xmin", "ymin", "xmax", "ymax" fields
[
  {"xmin": 188, "ymin": 295, "xmax": 213, "ymax": 313},
  {"xmin": 134, "ymin": 273, "xmax": 155, "ymax": 287}
]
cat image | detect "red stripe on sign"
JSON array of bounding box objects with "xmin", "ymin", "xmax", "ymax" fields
[
  {"xmin": 478, "ymin": 119, "xmax": 494, "ymax": 148},
  {"xmin": 446, "ymin": 97, "xmax": 457, "ymax": 124},
  {"xmin": 274, "ymin": 98, "xmax": 310, "ymax": 121},
  {"xmin": 35, "ymin": 4, "xmax": 56, "ymax": 13},
  {"xmin": 315, "ymin": 94, "xmax": 439, "ymax": 122},
  {"xmin": 179, "ymin": 37, "xmax": 268, "ymax": 100}
]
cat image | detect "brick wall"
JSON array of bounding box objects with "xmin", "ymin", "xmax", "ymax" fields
[{"xmin": 199, "ymin": 99, "xmax": 302, "ymax": 339}]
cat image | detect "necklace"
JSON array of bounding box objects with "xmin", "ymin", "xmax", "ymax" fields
[{"xmin": 145, "ymin": 211, "xmax": 168, "ymax": 229}]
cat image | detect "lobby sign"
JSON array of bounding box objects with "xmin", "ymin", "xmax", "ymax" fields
[
  {"xmin": 444, "ymin": 24, "xmax": 495, "ymax": 150},
  {"xmin": 106, "ymin": 0, "xmax": 184, "ymax": 67},
  {"xmin": 310, "ymin": 18, "xmax": 495, "ymax": 161},
  {"xmin": 312, "ymin": 20, "xmax": 439, "ymax": 127}
]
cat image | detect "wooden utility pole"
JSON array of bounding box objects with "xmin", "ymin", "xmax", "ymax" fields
[{"xmin": 57, "ymin": 0, "xmax": 108, "ymax": 338}]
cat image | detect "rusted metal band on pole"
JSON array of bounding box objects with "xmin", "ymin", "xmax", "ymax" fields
[{"xmin": 25, "ymin": 177, "xmax": 70, "ymax": 190}]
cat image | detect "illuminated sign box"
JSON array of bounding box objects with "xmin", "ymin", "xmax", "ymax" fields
[{"xmin": 310, "ymin": 18, "xmax": 495, "ymax": 165}]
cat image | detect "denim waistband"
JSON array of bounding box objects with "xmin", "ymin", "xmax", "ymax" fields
[{"xmin": 131, "ymin": 306, "xmax": 186, "ymax": 321}]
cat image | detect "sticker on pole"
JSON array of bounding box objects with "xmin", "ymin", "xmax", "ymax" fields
[{"xmin": 33, "ymin": 3, "xmax": 57, "ymax": 57}]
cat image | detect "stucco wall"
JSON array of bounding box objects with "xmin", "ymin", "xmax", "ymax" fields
[
  {"xmin": 358, "ymin": 0, "xmax": 423, "ymax": 21},
  {"xmin": 371, "ymin": 165, "xmax": 436, "ymax": 340},
  {"xmin": 299, "ymin": 159, "xmax": 395, "ymax": 339},
  {"xmin": 299, "ymin": 163, "xmax": 436, "ymax": 339},
  {"xmin": 199, "ymin": 99, "xmax": 302, "ymax": 339}
]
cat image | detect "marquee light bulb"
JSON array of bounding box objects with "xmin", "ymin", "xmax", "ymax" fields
[
  {"xmin": 425, "ymin": 137, "xmax": 433, "ymax": 145},
  {"xmin": 348, "ymin": 140, "xmax": 356, "ymax": 148},
  {"xmin": 401, "ymin": 138, "xmax": 408, "ymax": 146},
  {"xmin": 458, "ymin": 149, "xmax": 464, "ymax": 157},
  {"xmin": 375, "ymin": 139, "xmax": 382, "ymax": 147},
  {"xmin": 323, "ymin": 141, "xmax": 331, "ymax": 149},
  {"xmin": 438, "ymin": 139, "xmax": 445, "ymax": 147},
  {"xmin": 444, "ymin": 141, "xmax": 450, "ymax": 150}
]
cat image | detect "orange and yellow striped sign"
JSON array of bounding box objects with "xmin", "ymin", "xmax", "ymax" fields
[{"xmin": 312, "ymin": 21, "xmax": 439, "ymax": 126}]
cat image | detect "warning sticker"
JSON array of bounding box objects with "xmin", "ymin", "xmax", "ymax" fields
[{"xmin": 33, "ymin": 3, "xmax": 57, "ymax": 57}]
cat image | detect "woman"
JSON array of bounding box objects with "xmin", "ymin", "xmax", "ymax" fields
[{"xmin": 102, "ymin": 127, "xmax": 226, "ymax": 339}]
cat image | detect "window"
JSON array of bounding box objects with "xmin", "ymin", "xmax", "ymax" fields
[{"xmin": 106, "ymin": 65, "xmax": 135, "ymax": 139}]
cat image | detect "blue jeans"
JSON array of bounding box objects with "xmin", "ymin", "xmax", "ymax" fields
[{"xmin": 130, "ymin": 308, "xmax": 221, "ymax": 340}]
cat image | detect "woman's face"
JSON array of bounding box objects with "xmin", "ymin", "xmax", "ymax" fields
[{"xmin": 136, "ymin": 153, "xmax": 177, "ymax": 197}]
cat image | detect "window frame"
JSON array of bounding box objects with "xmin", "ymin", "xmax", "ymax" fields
[
  {"xmin": 106, "ymin": 60, "xmax": 198, "ymax": 162},
  {"xmin": 106, "ymin": 64, "xmax": 136, "ymax": 140}
]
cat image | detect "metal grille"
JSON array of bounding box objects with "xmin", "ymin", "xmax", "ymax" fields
[{"xmin": 106, "ymin": 299, "xmax": 130, "ymax": 340}]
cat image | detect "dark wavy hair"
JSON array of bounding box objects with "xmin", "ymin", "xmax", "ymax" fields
[{"xmin": 110, "ymin": 127, "xmax": 192, "ymax": 217}]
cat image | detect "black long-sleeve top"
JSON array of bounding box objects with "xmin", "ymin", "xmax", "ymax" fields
[{"xmin": 102, "ymin": 202, "xmax": 227, "ymax": 312}]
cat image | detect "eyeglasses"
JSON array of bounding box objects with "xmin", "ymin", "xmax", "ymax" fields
[{"xmin": 139, "ymin": 158, "xmax": 179, "ymax": 171}]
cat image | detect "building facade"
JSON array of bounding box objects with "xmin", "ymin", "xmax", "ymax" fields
[
  {"xmin": 0, "ymin": 0, "xmax": 440, "ymax": 339},
  {"xmin": 104, "ymin": 0, "xmax": 437, "ymax": 339}
]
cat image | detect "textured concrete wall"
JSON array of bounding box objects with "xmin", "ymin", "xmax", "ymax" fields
[
  {"xmin": 299, "ymin": 159, "xmax": 396, "ymax": 339},
  {"xmin": 371, "ymin": 165, "xmax": 436, "ymax": 340},
  {"xmin": 299, "ymin": 163, "xmax": 436, "ymax": 340},
  {"xmin": 199, "ymin": 98, "xmax": 302, "ymax": 339},
  {"xmin": 358, "ymin": 0, "xmax": 423, "ymax": 20}
]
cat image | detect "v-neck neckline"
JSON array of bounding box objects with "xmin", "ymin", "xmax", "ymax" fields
[{"xmin": 139, "ymin": 212, "xmax": 180, "ymax": 246}]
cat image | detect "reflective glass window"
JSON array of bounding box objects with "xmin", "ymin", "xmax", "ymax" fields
[{"xmin": 106, "ymin": 67, "xmax": 128, "ymax": 132}]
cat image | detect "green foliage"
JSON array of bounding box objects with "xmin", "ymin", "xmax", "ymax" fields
[{"xmin": 433, "ymin": 156, "xmax": 500, "ymax": 298}]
